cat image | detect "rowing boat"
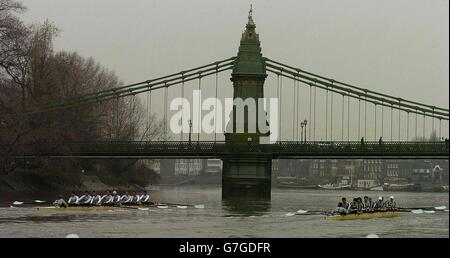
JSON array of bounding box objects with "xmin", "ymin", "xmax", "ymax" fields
[
  {"xmin": 37, "ymin": 205, "xmax": 154, "ymax": 212},
  {"xmin": 325, "ymin": 211, "xmax": 398, "ymax": 221}
]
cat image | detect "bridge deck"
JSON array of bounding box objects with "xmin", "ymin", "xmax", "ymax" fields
[{"xmin": 4, "ymin": 141, "xmax": 448, "ymax": 159}]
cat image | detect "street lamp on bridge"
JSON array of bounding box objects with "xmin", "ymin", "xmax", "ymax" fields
[
  {"xmin": 300, "ymin": 121, "xmax": 305, "ymax": 143},
  {"xmin": 303, "ymin": 119, "xmax": 308, "ymax": 143},
  {"xmin": 188, "ymin": 119, "xmax": 192, "ymax": 145}
]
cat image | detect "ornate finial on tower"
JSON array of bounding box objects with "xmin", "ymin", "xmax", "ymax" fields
[{"xmin": 247, "ymin": 4, "xmax": 255, "ymax": 26}]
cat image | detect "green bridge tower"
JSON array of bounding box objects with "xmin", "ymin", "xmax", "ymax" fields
[{"xmin": 222, "ymin": 6, "xmax": 272, "ymax": 200}]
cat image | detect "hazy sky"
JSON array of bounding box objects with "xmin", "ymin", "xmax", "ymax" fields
[{"xmin": 19, "ymin": 0, "xmax": 449, "ymax": 141}]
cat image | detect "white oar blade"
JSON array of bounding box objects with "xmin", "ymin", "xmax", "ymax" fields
[
  {"xmin": 176, "ymin": 205, "xmax": 188, "ymax": 209},
  {"xmin": 296, "ymin": 209, "xmax": 308, "ymax": 214},
  {"xmin": 411, "ymin": 209, "xmax": 424, "ymax": 214},
  {"xmin": 137, "ymin": 208, "xmax": 150, "ymax": 211},
  {"xmin": 445, "ymin": 210, "xmax": 449, "ymax": 212},
  {"xmin": 424, "ymin": 210, "xmax": 435, "ymax": 214},
  {"xmin": 194, "ymin": 204, "xmax": 205, "ymax": 209},
  {"xmin": 12, "ymin": 201, "xmax": 23, "ymax": 205},
  {"xmin": 435, "ymin": 206, "xmax": 446, "ymax": 211},
  {"xmin": 285, "ymin": 212, "xmax": 296, "ymax": 217},
  {"xmin": 34, "ymin": 200, "xmax": 45, "ymax": 203},
  {"xmin": 157, "ymin": 205, "xmax": 168, "ymax": 209}
]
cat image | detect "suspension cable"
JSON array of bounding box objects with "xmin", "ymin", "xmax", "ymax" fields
[
  {"xmin": 214, "ymin": 67, "xmax": 218, "ymax": 142},
  {"xmin": 326, "ymin": 87, "xmax": 328, "ymax": 141},
  {"xmin": 181, "ymin": 78, "xmax": 185, "ymax": 142},
  {"xmin": 293, "ymin": 78, "xmax": 296, "ymax": 141},
  {"xmin": 146, "ymin": 87, "xmax": 150, "ymax": 133},
  {"xmin": 264, "ymin": 58, "xmax": 449, "ymax": 113},
  {"xmin": 415, "ymin": 110, "xmax": 418, "ymax": 140},
  {"xmin": 407, "ymin": 112, "xmax": 409, "ymax": 141},
  {"xmin": 277, "ymin": 74, "xmax": 280, "ymax": 142},
  {"xmin": 164, "ymin": 84, "xmax": 168, "ymax": 138},
  {"xmin": 197, "ymin": 75, "xmax": 202, "ymax": 143},
  {"xmin": 390, "ymin": 105, "xmax": 393, "ymax": 141},
  {"xmin": 330, "ymin": 91, "xmax": 333, "ymax": 141},
  {"xmin": 423, "ymin": 113, "xmax": 426, "ymax": 140},
  {"xmin": 314, "ymin": 86, "xmax": 317, "ymax": 142},
  {"xmin": 364, "ymin": 96, "xmax": 367, "ymax": 140},
  {"xmin": 398, "ymin": 101, "xmax": 401, "ymax": 141},
  {"xmin": 374, "ymin": 104, "xmax": 377, "ymax": 141},
  {"xmin": 348, "ymin": 95, "xmax": 350, "ymax": 141},
  {"xmin": 297, "ymin": 79, "xmax": 301, "ymax": 141},
  {"xmin": 381, "ymin": 103, "xmax": 384, "ymax": 139},
  {"xmin": 358, "ymin": 98, "xmax": 361, "ymax": 140},
  {"xmin": 439, "ymin": 119, "xmax": 442, "ymax": 140},
  {"xmin": 342, "ymin": 94, "xmax": 345, "ymax": 141},
  {"xmin": 309, "ymin": 85, "xmax": 312, "ymax": 141},
  {"xmin": 280, "ymin": 73, "xmax": 283, "ymax": 141}
]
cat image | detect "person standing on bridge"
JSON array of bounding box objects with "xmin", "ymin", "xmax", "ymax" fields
[{"xmin": 361, "ymin": 137, "xmax": 365, "ymax": 147}]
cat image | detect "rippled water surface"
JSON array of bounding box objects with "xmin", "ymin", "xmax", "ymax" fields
[{"xmin": 0, "ymin": 187, "xmax": 448, "ymax": 238}]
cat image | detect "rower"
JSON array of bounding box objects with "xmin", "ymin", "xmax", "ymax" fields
[
  {"xmin": 349, "ymin": 198, "xmax": 359, "ymax": 214},
  {"xmin": 120, "ymin": 191, "xmax": 132, "ymax": 205},
  {"xmin": 101, "ymin": 191, "xmax": 114, "ymax": 206},
  {"xmin": 131, "ymin": 191, "xmax": 141, "ymax": 205},
  {"xmin": 341, "ymin": 197, "xmax": 350, "ymax": 210},
  {"xmin": 91, "ymin": 191, "xmax": 102, "ymax": 206},
  {"xmin": 140, "ymin": 191, "xmax": 152, "ymax": 205},
  {"xmin": 332, "ymin": 202, "xmax": 348, "ymax": 215},
  {"xmin": 385, "ymin": 196, "xmax": 397, "ymax": 210},
  {"xmin": 363, "ymin": 196, "xmax": 372, "ymax": 210},
  {"xmin": 112, "ymin": 191, "xmax": 121, "ymax": 204},
  {"xmin": 357, "ymin": 197, "xmax": 364, "ymax": 211},
  {"xmin": 67, "ymin": 192, "xmax": 79, "ymax": 206},
  {"xmin": 77, "ymin": 191, "xmax": 93, "ymax": 206},
  {"xmin": 53, "ymin": 195, "xmax": 68, "ymax": 208},
  {"xmin": 374, "ymin": 196, "xmax": 385, "ymax": 210}
]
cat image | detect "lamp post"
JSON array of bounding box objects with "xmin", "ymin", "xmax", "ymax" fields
[
  {"xmin": 303, "ymin": 119, "xmax": 308, "ymax": 144},
  {"xmin": 300, "ymin": 121, "xmax": 305, "ymax": 143},
  {"xmin": 188, "ymin": 119, "xmax": 192, "ymax": 145}
]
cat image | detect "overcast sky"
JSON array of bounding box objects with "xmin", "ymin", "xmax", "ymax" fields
[{"xmin": 19, "ymin": 0, "xmax": 449, "ymax": 141}]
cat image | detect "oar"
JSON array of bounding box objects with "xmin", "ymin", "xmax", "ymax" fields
[
  {"xmin": 285, "ymin": 209, "xmax": 326, "ymax": 216},
  {"xmin": 12, "ymin": 200, "xmax": 47, "ymax": 206},
  {"xmin": 160, "ymin": 203, "xmax": 205, "ymax": 209},
  {"xmin": 398, "ymin": 206, "xmax": 447, "ymax": 211}
]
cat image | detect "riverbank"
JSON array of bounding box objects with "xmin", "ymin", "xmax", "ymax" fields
[{"xmin": 0, "ymin": 171, "xmax": 149, "ymax": 192}]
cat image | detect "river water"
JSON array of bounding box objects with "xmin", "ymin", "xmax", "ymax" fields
[{"xmin": 0, "ymin": 187, "xmax": 448, "ymax": 238}]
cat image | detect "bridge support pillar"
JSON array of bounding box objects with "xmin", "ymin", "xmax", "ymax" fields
[{"xmin": 222, "ymin": 155, "xmax": 272, "ymax": 200}]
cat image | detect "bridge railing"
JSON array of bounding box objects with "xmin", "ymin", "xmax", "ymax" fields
[{"xmin": 2, "ymin": 141, "xmax": 448, "ymax": 157}]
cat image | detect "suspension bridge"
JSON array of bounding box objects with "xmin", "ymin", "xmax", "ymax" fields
[{"xmin": 1, "ymin": 7, "xmax": 448, "ymax": 199}]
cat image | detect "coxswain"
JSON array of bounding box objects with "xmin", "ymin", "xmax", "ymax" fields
[
  {"xmin": 385, "ymin": 196, "xmax": 397, "ymax": 210},
  {"xmin": 77, "ymin": 191, "xmax": 93, "ymax": 206},
  {"xmin": 53, "ymin": 195, "xmax": 68, "ymax": 208},
  {"xmin": 67, "ymin": 192, "xmax": 79, "ymax": 206}
]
